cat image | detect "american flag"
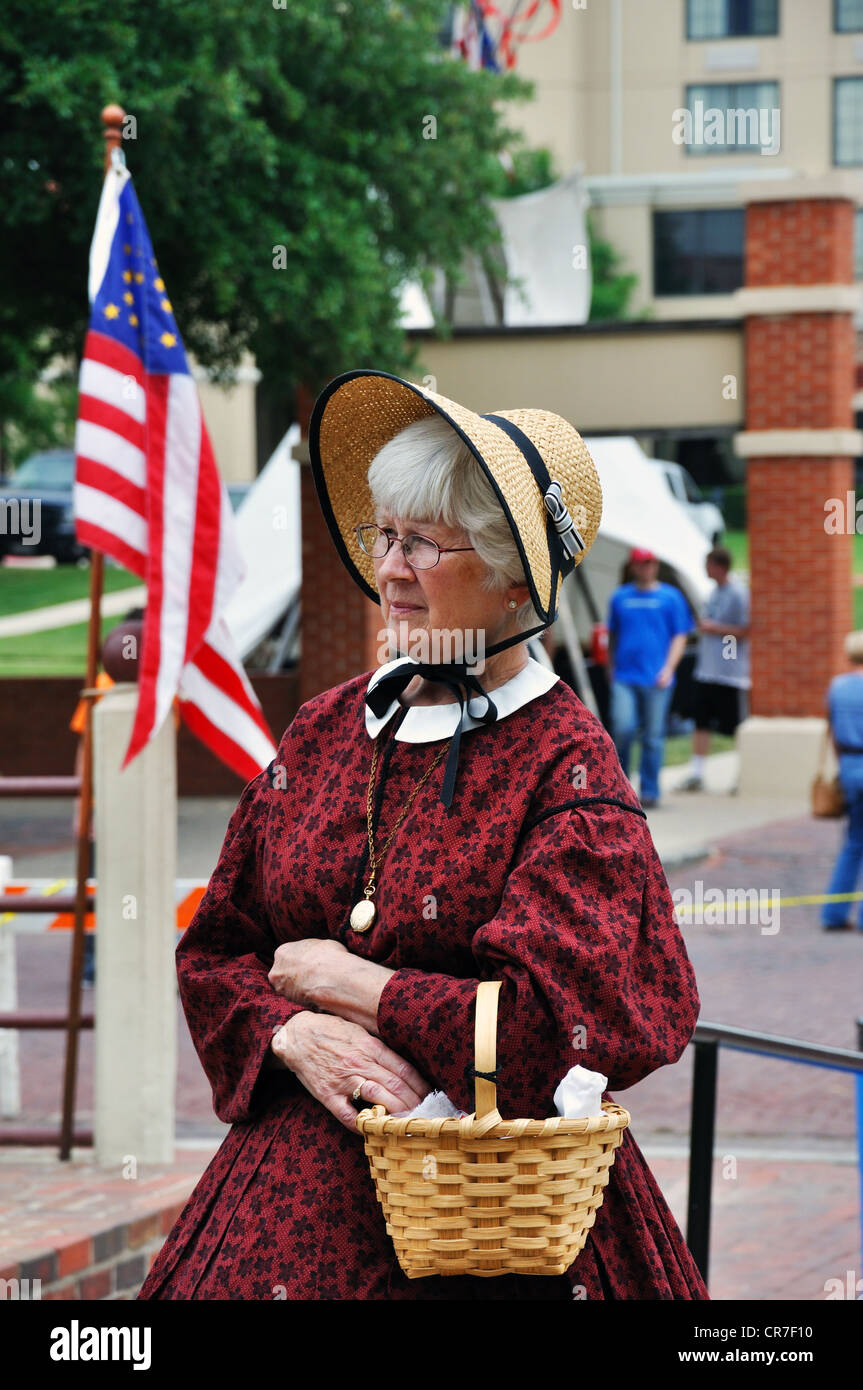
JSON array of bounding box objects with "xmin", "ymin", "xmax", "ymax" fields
[
  {"xmin": 450, "ymin": 2, "xmax": 562, "ymax": 71},
  {"xmin": 450, "ymin": 3, "xmax": 500, "ymax": 71},
  {"xmin": 74, "ymin": 152, "xmax": 277, "ymax": 781}
]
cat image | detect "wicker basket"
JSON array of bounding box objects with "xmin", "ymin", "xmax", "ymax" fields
[{"xmin": 356, "ymin": 980, "xmax": 630, "ymax": 1278}]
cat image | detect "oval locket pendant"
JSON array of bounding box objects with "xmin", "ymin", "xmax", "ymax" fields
[{"xmin": 350, "ymin": 898, "xmax": 376, "ymax": 933}]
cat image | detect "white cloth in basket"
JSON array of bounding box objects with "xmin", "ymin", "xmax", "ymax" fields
[
  {"xmin": 553, "ymin": 1063, "xmax": 608, "ymax": 1119},
  {"xmin": 394, "ymin": 1063, "xmax": 608, "ymax": 1120},
  {"xmin": 395, "ymin": 1089, "xmax": 467, "ymax": 1120}
]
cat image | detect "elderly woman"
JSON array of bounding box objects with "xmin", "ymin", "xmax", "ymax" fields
[{"xmin": 139, "ymin": 370, "xmax": 708, "ymax": 1301}]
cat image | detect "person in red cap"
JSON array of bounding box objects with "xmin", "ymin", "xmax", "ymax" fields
[{"xmin": 607, "ymin": 548, "xmax": 695, "ymax": 808}]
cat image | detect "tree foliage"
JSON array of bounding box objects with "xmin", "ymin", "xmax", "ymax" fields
[
  {"xmin": 586, "ymin": 210, "xmax": 639, "ymax": 322},
  {"xmin": 488, "ymin": 145, "xmax": 558, "ymax": 199},
  {"xmin": 0, "ymin": 0, "xmax": 534, "ymax": 434}
]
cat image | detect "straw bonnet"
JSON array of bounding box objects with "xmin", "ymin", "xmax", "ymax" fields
[
  {"xmin": 308, "ymin": 369, "xmax": 603, "ymax": 808},
  {"xmin": 308, "ymin": 368, "xmax": 602, "ymax": 634}
]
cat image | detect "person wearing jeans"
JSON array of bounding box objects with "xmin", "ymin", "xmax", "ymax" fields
[
  {"xmin": 821, "ymin": 630, "xmax": 863, "ymax": 931},
  {"xmin": 610, "ymin": 678, "xmax": 675, "ymax": 809},
  {"xmin": 607, "ymin": 548, "xmax": 695, "ymax": 809}
]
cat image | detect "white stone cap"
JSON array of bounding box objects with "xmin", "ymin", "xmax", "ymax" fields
[{"xmin": 733, "ymin": 429, "xmax": 863, "ymax": 458}]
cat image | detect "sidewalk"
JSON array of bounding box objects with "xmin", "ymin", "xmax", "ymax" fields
[
  {"xmin": 0, "ymin": 585, "xmax": 146, "ymax": 640},
  {"xmin": 645, "ymin": 749, "xmax": 811, "ymax": 869},
  {"xmin": 1, "ymin": 751, "xmax": 860, "ymax": 1300}
]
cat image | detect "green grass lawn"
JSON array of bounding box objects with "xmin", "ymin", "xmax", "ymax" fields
[
  {"xmin": 0, "ymin": 563, "xmax": 141, "ymax": 618},
  {"xmin": 0, "ymin": 562, "xmax": 143, "ymax": 675},
  {"xmin": 0, "ymin": 614, "xmax": 132, "ymax": 676},
  {"xmin": 721, "ymin": 529, "xmax": 748, "ymax": 570},
  {"xmin": 665, "ymin": 732, "xmax": 736, "ymax": 766}
]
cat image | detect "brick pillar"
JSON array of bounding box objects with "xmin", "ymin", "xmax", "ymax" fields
[
  {"xmin": 733, "ymin": 176, "xmax": 863, "ymax": 795},
  {"xmin": 295, "ymin": 383, "xmax": 385, "ymax": 704}
]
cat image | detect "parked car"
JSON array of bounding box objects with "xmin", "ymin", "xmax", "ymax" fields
[
  {"xmin": 646, "ymin": 458, "xmax": 724, "ymax": 545},
  {"xmin": 0, "ymin": 448, "xmax": 87, "ymax": 563}
]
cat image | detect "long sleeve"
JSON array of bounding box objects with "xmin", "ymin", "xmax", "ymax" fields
[
  {"xmin": 176, "ymin": 765, "xmax": 304, "ymax": 1126},
  {"xmin": 376, "ymin": 739, "xmax": 700, "ymax": 1120}
]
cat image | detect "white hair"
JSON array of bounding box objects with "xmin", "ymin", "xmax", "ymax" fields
[{"xmin": 366, "ymin": 414, "xmax": 541, "ymax": 633}]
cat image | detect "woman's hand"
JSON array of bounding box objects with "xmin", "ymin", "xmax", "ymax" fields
[
  {"xmin": 268, "ymin": 938, "xmax": 343, "ymax": 1006},
  {"xmin": 268, "ymin": 938, "xmax": 394, "ymax": 1035},
  {"xmin": 272, "ymin": 1010, "xmax": 429, "ymax": 1133}
]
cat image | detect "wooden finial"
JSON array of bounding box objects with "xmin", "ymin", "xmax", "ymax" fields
[{"xmin": 101, "ymin": 104, "xmax": 126, "ymax": 174}]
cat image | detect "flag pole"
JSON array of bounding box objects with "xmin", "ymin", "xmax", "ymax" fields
[{"xmin": 59, "ymin": 104, "xmax": 123, "ymax": 1160}]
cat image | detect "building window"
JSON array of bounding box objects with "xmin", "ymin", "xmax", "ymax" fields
[
  {"xmin": 653, "ymin": 209, "xmax": 745, "ymax": 295},
  {"xmin": 687, "ymin": 0, "xmax": 779, "ymax": 38},
  {"xmin": 682, "ymin": 83, "xmax": 780, "ymax": 154},
  {"xmin": 835, "ymin": 78, "xmax": 863, "ymax": 164},
  {"xmin": 835, "ymin": 0, "xmax": 863, "ymax": 32}
]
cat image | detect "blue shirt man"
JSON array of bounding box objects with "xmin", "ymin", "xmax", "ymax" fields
[{"xmin": 607, "ymin": 548, "xmax": 695, "ymax": 808}]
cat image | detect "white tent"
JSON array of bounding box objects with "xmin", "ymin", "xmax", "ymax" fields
[
  {"xmin": 523, "ymin": 436, "xmax": 713, "ymax": 712},
  {"xmin": 224, "ymin": 425, "xmax": 301, "ymax": 663},
  {"xmin": 567, "ymin": 435, "xmax": 714, "ymax": 644}
]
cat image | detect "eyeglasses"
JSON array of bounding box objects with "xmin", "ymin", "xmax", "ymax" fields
[{"xmin": 353, "ymin": 523, "xmax": 474, "ymax": 570}]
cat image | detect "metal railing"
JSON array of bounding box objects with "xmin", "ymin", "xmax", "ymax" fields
[{"xmin": 686, "ymin": 1018, "xmax": 863, "ymax": 1285}]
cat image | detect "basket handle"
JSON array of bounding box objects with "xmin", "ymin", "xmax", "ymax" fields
[{"xmin": 473, "ymin": 980, "xmax": 502, "ymax": 1119}]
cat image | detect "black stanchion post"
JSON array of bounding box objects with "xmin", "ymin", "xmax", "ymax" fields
[{"xmin": 687, "ymin": 1037, "xmax": 718, "ymax": 1286}]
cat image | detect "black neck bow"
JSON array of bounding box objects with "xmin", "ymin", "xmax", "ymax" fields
[{"xmin": 364, "ymin": 660, "xmax": 499, "ymax": 810}]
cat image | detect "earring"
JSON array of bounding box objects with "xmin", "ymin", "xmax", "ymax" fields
[{"xmin": 508, "ymin": 599, "xmax": 518, "ymax": 609}]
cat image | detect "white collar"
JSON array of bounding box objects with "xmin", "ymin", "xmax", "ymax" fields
[{"xmin": 364, "ymin": 655, "xmax": 559, "ymax": 742}]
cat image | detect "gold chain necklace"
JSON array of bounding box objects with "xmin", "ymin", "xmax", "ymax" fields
[{"xmin": 349, "ymin": 728, "xmax": 449, "ymax": 933}]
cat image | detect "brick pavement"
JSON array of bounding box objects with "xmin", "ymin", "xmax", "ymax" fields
[
  {"xmin": 0, "ymin": 1146, "xmax": 215, "ymax": 1299},
  {"xmin": 645, "ymin": 1152, "xmax": 860, "ymax": 1301}
]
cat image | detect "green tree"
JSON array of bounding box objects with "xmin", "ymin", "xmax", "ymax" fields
[
  {"xmin": 0, "ymin": 356, "xmax": 77, "ymax": 473},
  {"xmin": 586, "ymin": 210, "xmax": 639, "ymax": 322},
  {"xmin": 0, "ymin": 0, "xmax": 533, "ymax": 445},
  {"xmin": 488, "ymin": 145, "xmax": 558, "ymax": 198}
]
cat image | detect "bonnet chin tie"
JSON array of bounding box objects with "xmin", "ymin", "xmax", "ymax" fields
[{"xmin": 365, "ymin": 659, "xmax": 500, "ymax": 811}]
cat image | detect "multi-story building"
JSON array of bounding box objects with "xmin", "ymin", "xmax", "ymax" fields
[{"xmin": 468, "ymin": 0, "xmax": 863, "ymax": 485}]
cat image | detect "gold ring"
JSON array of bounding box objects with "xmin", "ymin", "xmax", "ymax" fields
[{"xmin": 351, "ymin": 1081, "xmax": 365, "ymax": 1102}]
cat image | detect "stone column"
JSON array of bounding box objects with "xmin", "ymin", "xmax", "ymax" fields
[
  {"xmin": 92, "ymin": 685, "xmax": 177, "ymax": 1165},
  {"xmin": 733, "ymin": 174, "xmax": 863, "ymax": 796}
]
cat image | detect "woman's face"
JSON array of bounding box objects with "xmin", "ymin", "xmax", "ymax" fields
[{"xmin": 372, "ymin": 509, "xmax": 529, "ymax": 655}]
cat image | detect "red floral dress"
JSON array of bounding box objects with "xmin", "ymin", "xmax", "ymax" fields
[{"xmin": 138, "ymin": 665, "xmax": 709, "ymax": 1300}]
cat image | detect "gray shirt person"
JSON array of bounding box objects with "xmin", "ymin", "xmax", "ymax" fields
[{"xmin": 693, "ymin": 576, "xmax": 750, "ymax": 689}]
